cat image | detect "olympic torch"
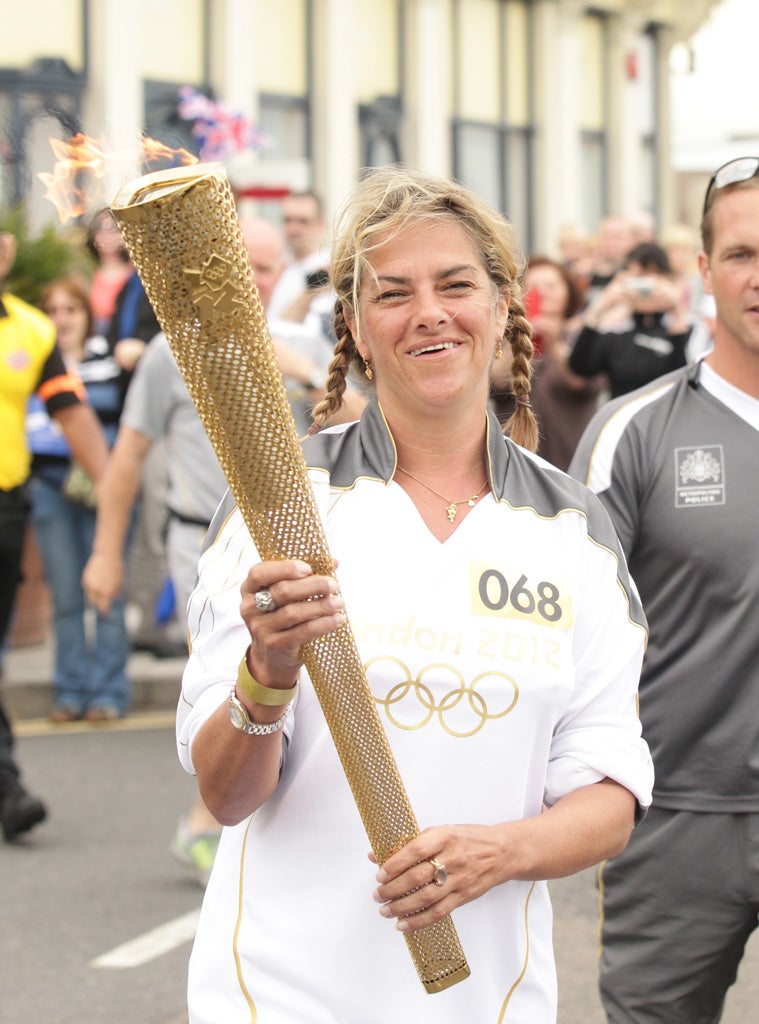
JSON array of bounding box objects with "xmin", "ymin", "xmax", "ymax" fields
[{"xmin": 110, "ymin": 163, "xmax": 469, "ymax": 994}]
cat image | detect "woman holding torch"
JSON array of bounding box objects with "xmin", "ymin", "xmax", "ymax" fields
[{"xmin": 177, "ymin": 167, "xmax": 652, "ymax": 1022}]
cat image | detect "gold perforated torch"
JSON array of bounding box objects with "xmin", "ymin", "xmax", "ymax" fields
[{"xmin": 110, "ymin": 163, "xmax": 469, "ymax": 994}]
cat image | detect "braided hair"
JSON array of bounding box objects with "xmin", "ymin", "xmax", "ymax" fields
[{"xmin": 311, "ymin": 166, "xmax": 537, "ymax": 451}]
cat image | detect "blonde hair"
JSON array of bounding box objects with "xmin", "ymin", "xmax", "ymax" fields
[{"xmin": 312, "ymin": 166, "xmax": 537, "ymax": 451}]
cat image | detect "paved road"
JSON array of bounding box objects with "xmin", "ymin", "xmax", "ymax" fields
[
  {"xmin": 4, "ymin": 717, "xmax": 198, "ymax": 1024},
  {"xmin": 4, "ymin": 717, "xmax": 759, "ymax": 1023}
]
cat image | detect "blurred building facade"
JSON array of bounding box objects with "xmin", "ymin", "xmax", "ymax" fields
[
  {"xmin": 670, "ymin": 0, "xmax": 759, "ymax": 231},
  {"xmin": 1, "ymin": 0, "xmax": 719, "ymax": 255}
]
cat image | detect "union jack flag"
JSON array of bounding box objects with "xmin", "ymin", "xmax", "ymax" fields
[{"xmin": 177, "ymin": 86, "xmax": 270, "ymax": 162}]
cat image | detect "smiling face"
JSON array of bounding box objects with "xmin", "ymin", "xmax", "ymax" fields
[
  {"xmin": 42, "ymin": 286, "xmax": 90, "ymax": 356},
  {"xmin": 346, "ymin": 219, "xmax": 509, "ymax": 422},
  {"xmin": 699, "ymin": 186, "xmax": 759, "ymax": 384}
]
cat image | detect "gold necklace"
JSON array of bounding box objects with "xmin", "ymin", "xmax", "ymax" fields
[{"xmin": 396, "ymin": 466, "xmax": 489, "ymax": 523}]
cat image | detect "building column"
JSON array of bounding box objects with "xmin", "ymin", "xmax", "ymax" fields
[
  {"xmin": 210, "ymin": 0, "xmax": 264, "ymax": 208},
  {"xmin": 655, "ymin": 25, "xmax": 675, "ymax": 231},
  {"xmin": 606, "ymin": 12, "xmax": 644, "ymax": 219},
  {"xmin": 312, "ymin": 0, "xmax": 360, "ymax": 219},
  {"xmin": 212, "ymin": 0, "xmax": 258, "ymax": 121},
  {"xmin": 85, "ymin": 0, "xmax": 143, "ymax": 203},
  {"xmin": 404, "ymin": 0, "xmax": 452, "ymax": 176},
  {"xmin": 533, "ymin": 0, "xmax": 583, "ymax": 255}
]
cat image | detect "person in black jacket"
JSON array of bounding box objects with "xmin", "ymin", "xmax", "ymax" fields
[{"xmin": 568, "ymin": 242, "xmax": 691, "ymax": 399}]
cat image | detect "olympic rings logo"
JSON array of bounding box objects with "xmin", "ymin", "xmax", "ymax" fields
[{"xmin": 367, "ymin": 656, "xmax": 519, "ymax": 738}]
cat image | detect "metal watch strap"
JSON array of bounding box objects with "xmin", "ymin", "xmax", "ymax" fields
[{"xmin": 227, "ymin": 689, "xmax": 292, "ymax": 736}]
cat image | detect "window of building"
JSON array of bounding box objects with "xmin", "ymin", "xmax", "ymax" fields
[
  {"xmin": 140, "ymin": 0, "xmax": 210, "ymax": 161},
  {"xmin": 144, "ymin": 80, "xmax": 206, "ymax": 160},
  {"xmin": 0, "ymin": 69, "xmax": 85, "ymax": 216},
  {"xmin": 357, "ymin": 0, "xmax": 403, "ymax": 169},
  {"xmin": 0, "ymin": 0, "xmax": 86, "ymax": 212},
  {"xmin": 452, "ymin": 0, "xmax": 534, "ymax": 252}
]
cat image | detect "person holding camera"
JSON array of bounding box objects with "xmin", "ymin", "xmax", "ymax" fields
[{"xmin": 568, "ymin": 242, "xmax": 692, "ymax": 398}]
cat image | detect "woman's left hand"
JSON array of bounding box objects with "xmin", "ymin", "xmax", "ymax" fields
[
  {"xmin": 371, "ymin": 824, "xmax": 511, "ymax": 933},
  {"xmin": 370, "ymin": 781, "xmax": 637, "ymax": 932}
]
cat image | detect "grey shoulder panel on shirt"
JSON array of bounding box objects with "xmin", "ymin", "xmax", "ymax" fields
[
  {"xmin": 494, "ymin": 424, "xmax": 647, "ymax": 631},
  {"xmin": 569, "ymin": 365, "xmax": 691, "ymax": 491},
  {"xmin": 302, "ymin": 400, "xmax": 396, "ymax": 487}
]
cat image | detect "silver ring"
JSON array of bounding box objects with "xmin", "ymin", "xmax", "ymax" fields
[
  {"xmin": 254, "ymin": 587, "xmax": 277, "ymax": 613},
  {"xmin": 430, "ymin": 857, "xmax": 447, "ymax": 887}
]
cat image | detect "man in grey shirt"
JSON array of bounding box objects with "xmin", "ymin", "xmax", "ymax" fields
[{"xmin": 570, "ymin": 158, "xmax": 759, "ymax": 1023}]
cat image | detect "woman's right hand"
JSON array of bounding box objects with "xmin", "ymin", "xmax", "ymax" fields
[{"xmin": 239, "ymin": 559, "xmax": 346, "ymax": 688}]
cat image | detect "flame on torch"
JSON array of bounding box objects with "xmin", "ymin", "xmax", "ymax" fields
[
  {"xmin": 38, "ymin": 134, "xmax": 110, "ymax": 223},
  {"xmin": 140, "ymin": 137, "xmax": 197, "ymax": 169},
  {"xmin": 38, "ymin": 133, "xmax": 198, "ymax": 223}
]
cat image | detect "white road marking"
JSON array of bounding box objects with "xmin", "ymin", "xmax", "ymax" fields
[{"xmin": 91, "ymin": 908, "xmax": 200, "ymax": 968}]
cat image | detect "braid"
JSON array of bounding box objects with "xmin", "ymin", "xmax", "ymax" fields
[
  {"xmin": 311, "ymin": 303, "xmax": 364, "ymax": 430},
  {"xmin": 503, "ymin": 295, "xmax": 539, "ymax": 452}
]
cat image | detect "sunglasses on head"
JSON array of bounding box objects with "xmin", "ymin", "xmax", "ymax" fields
[{"xmin": 702, "ymin": 157, "xmax": 759, "ymax": 216}]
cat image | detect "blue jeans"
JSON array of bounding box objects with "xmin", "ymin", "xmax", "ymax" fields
[{"xmin": 29, "ymin": 476, "xmax": 131, "ymax": 714}]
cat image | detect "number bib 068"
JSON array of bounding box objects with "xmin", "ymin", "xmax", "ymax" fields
[{"xmin": 469, "ymin": 563, "xmax": 573, "ymax": 630}]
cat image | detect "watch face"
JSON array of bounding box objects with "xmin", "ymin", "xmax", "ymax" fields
[{"xmin": 227, "ymin": 697, "xmax": 248, "ymax": 731}]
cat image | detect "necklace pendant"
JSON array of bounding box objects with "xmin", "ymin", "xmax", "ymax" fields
[
  {"xmin": 467, "ymin": 496, "xmax": 477, "ymax": 507},
  {"xmin": 446, "ymin": 501, "xmax": 458, "ymax": 522}
]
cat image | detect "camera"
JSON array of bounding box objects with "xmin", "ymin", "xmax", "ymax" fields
[{"xmin": 626, "ymin": 277, "xmax": 655, "ymax": 298}]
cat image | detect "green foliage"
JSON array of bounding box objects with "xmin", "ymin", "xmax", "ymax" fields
[{"xmin": 0, "ymin": 206, "xmax": 94, "ymax": 308}]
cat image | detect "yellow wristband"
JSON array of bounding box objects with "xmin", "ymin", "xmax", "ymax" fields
[{"xmin": 237, "ymin": 653, "xmax": 298, "ymax": 707}]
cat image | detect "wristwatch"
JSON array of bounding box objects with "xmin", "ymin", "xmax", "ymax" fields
[{"xmin": 227, "ymin": 688, "xmax": 293, "ymax": 736}]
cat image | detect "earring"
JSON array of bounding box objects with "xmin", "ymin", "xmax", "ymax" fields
[
  {"xmin": 494, "ymin": 339, "xmax": 503, "ymax": 360},
  {"xmin": 364, "ymin": 359, "xmax": 373, "ymax": 381}
]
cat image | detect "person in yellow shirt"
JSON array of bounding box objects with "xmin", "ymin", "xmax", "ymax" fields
[{"xmin": 0, "ymin": 231, "xmax": 109, "ymax": 842}]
